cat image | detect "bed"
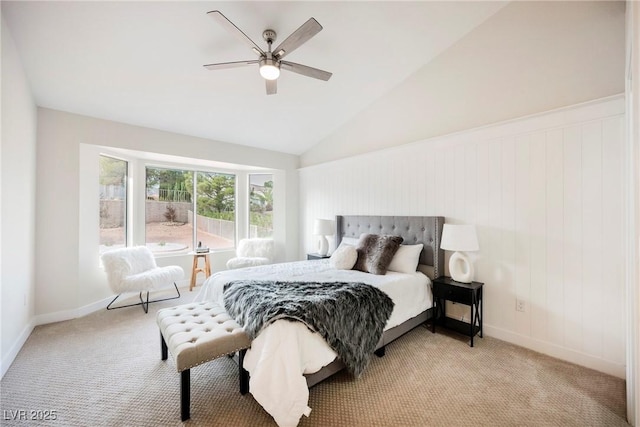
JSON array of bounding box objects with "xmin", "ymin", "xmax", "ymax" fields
[{"xmin": 197, "ymin": 215, "xmax": 444, "ymax": 426}]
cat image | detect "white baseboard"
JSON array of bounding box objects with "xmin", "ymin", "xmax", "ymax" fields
[
  {"xmin": 2, "ymin": 280, "xmax": 192, "ymax": 379},
  {"xmin": 2, "ymin": 299, "xmax": 114, "ymax": 378},
  {"xmin": 34, "ymin": 296, "xmax": 115, "ymax": 326},
  {"xmin": 484, "ymin": 324, "xmax": 626, "ymax": 379},
  {"xmin": 34, "ymin": 279, "xmax": 191, "ymax": 325},
  {"xmin": 1, "ymin": 319, "xmax": 35, "ymax": 379},
  {"xmin": 2, "ymin": 298, "xmax": 624, "ymax": 383}
]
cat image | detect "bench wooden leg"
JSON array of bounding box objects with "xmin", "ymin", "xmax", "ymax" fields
[
  {"xmin": 239, "ymin": 349, "xmax": 249, "ymax": 395},
  {"xmin": 181, "ymin": 369, "xmax": 190, "ymax": 421},
  {"xmin": 374, "ymin": 346, "xmax": 386, "ymax": 357},
  {"xmin": 161, "ymin": 332, "xmax": 168, "ymax": 361}
]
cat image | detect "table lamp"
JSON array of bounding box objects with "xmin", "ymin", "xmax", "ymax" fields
[
  {"xmin": 313, "ymin": 219, "xmax": 333, "ymax": 256},
  {"xmin": 440, "ymin": 224, "xmax": 479, "ymax": 283}
]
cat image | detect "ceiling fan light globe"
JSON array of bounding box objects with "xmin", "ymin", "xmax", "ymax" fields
[{"xmin": 260, "ymin": 63, "xmax": 280, "ymax": 80}]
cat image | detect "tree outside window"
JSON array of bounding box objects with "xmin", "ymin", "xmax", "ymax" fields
[
  {"xmin": 249, "ymin": 174, "xmax": 273, "ymax": 238},
  {"xmin": 99, "ymin": 155, "xmax": 127, "ymax": 253}
]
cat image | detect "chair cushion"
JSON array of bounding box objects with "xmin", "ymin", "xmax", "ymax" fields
[
  {"xmin": 101, "ymin": 246, "xmax": 158, "ymax": 276},
  {"xmin": 226, "ymin": 257, "xmax": 271, "ymax": 270},
  {"xmin": 119, "ymin": 265, "xmax": 183, "ymax": 293},
  {"xmin": 236, "ymin": 238, "xmax": 274, "ymax": 260},
  {"xmin": 101, "ymin": 246, "xmax": 184, "ymax": 293}
]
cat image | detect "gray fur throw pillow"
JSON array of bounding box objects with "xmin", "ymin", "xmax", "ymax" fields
[{"xmin": 353, "ymin": 234, "xmax": 404, "ymax": 275}]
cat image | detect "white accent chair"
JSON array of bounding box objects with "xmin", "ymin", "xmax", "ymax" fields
[
  {"xmin": 226, "ymin": 238, "xmax": 275, "ymax": 270},
  {"xmin": 101, "ymin": 246, "xmax": 183, "ymax": 313}
]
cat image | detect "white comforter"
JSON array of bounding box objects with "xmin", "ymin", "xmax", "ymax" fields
[{"xmin": 197, "ymin": 260, "xmax": 431, "ymax": 426}]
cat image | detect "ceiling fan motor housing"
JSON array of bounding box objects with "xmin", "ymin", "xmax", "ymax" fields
[{"xmin": 262, "ymin": 29, "xmax": 277, "ymax": 45}]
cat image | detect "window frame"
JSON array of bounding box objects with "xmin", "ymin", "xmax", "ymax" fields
[{"xmin": 89, "ymin": 145, "xmax": 277, "ymax": 261}]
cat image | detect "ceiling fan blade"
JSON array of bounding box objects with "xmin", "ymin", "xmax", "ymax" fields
[
  {"xmin": 272, "ymin": 18, "xmax": 322, "ymax": 60},
  {"xmin": 207, "ymin": 10, "xmax": 265, "ymax": 56},
  {"xmin": 280, "ymin": 61, "xmax": 332, "ymax": 81},
  {"xmin": 266, "ymin": 79, "xmax": 277, "ymax": 95},
  {"xmin": 203, "ymin": 60, "xmax": 259, "ymax": 70}
]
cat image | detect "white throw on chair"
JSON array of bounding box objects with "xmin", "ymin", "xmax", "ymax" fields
[
  {"xmin": 226, "ymin": 238, "xmax": 275, "ymax": 270},
  {"xmin": 101, "ymin": 246, "xmax": 183, "ymax": 313}
]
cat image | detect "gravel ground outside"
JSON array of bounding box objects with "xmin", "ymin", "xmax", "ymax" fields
[{"xmin": 100, "ymin": 221, "xmax": 234, "ymax": 253}]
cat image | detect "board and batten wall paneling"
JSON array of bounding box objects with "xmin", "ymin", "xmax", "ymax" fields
[
  {"xmin": 514, "ymin": 133, "xmax": 531, "ymax": 337},
  {"xmin": 563, "ymin": 126, "xmax": 583, "ymax": 353},
  {"xmin": 546, "ymin": 129, "xmax": 564, "ymax": 348},
  {"xmin": 299, "ymin": 96, "xmax": 625, "ymax": 377},
  {"xmin": 601, "ymin": 116, "xmax": 625, "ymax": 364},
  {"xmin": 529, "ymin": 132, "xmax": 547, "ymax": 343}
]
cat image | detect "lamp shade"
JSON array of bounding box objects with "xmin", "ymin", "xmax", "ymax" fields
[
  {"xmin": 441, "ymin": 224, "xmax": 479, "ymax": 283},
  {"xmin": 313, "ymin": 219, "xmax": 333, "ymax": 236},
  {"xmin": 440, "ymin": 224, "xmax": 479, "ymax": 252}
]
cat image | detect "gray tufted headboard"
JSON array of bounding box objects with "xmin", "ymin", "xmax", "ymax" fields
[{"xmin": 335, "ymin": 215, "xmax": 445, "ymax": 279}]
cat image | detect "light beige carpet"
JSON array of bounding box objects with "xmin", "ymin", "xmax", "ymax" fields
[{"xmin": 0, "ymin": 288, "xmax": 629, "ymax": 426}]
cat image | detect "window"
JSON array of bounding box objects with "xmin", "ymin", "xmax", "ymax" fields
[
  {"xmin": 249, "ymin": 174, "xmax": 273, "ymax": 238},
  {"xmin": 99, "ymin": 155, "xmax": 127, "ymax": 253},
  {"xmin": 194, "ymin": 171, "xmax": 236, "ymax": 250},
  {"xmin": 145, "ymin": 167, "xmax": 236, "ymax": 253}
]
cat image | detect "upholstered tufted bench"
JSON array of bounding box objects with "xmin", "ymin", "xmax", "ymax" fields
[{"xmin": 157, "ymin": 301, "xmax": 251, "ymax": 421}]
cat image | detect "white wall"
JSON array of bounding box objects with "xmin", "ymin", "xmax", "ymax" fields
[
  {"xmin": 1, "ymin": 14, "xmax": 38, "ymax": 377},
  {"xmin": 299, "ymin": 96, "xmax": 626, "ymax": 378},
  {"xmin": 625, "ymin": 0, "xmax": 640, "ymax": 423},
  {"xmin": 35, "ymin": 108, "xmax": 299, "ymax": 321},
  {"xmin": 301, "ymin": 1, "xmax": 625, "ymax": 167}
]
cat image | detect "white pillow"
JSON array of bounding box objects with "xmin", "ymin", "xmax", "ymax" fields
[
  {"xmin": 329, "ymin": 237, "xmax": 358, "ymax": 256},
  {"xmin": 339, "ymin": 236, "xmax": 359, "ymax": 246},
  {"xmin": 387, "ymin": 244, "xmax": 424, "ymax": 274},
  {"xmin": 330, "ymin": 243, "xmax": 358, "ymax": 270}
]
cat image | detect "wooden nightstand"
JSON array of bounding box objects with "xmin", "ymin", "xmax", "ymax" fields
[
  {"xmin": 307, "ymin": 253, "xmax": 330, "ymax": 260},
  {"xmin": 431, "ymin": 276, "xmax": 483, "ymax": 347}
]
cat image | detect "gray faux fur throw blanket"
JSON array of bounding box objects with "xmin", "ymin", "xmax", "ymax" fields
[{"xmin": 223, "ymin": 280, "xmax": 394, "ymax": 377}]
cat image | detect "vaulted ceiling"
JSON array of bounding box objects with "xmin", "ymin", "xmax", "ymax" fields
[{"xmin": 2, "ymin": 1, "xmax": 506, "ymax": 155}]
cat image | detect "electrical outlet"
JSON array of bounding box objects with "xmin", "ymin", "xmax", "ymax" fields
[{"xmin": 516, "ymin": 299, "xmax": 526, "ymax": 312}]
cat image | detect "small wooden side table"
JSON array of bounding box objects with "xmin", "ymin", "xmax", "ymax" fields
[{"xmin": 190, "ymin": 252, "xmax": 211, "ymax": 291}]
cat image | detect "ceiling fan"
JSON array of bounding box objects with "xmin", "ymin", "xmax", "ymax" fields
[{"xmin": 204, "ymin": 10, "xmax": 332, "ymax": 95}]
